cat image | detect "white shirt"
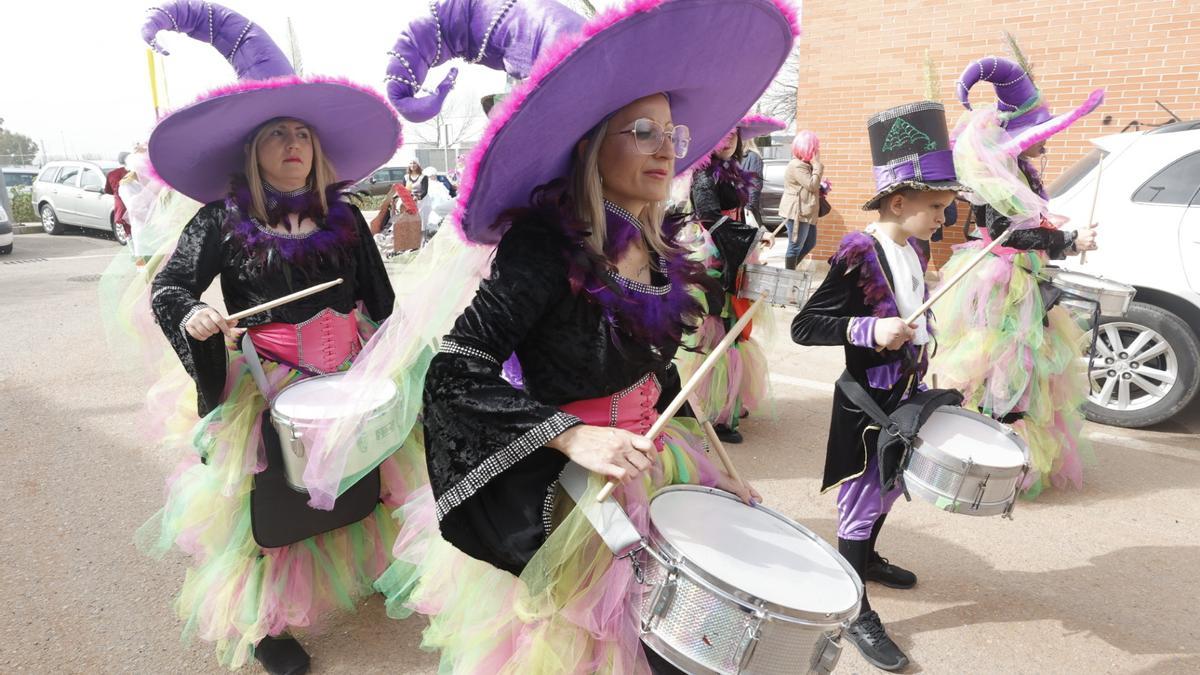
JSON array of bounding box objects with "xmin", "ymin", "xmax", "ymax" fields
[{"xmin": 867, "ymin": 223, "xmax": 930, "ymax": 346}]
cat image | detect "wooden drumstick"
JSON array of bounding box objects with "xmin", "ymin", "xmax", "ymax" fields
[
  {"xmin": 871, "ymin": 228, "xmax": 1013, "ymax": 353},
  {"xmin": 226, "ymin": 278, "xmax": 344, "ymax": 321},
  {"xmin": 1080, "ymin": 159, "xmax": 1103, "ymax": 265},
  {"xmin": 687, "ymin": 393, "xmax": 745, "ymax": 487},
  {"xmin": 597, "ymin": 293, "xmax": 767, "ymax": 502}
]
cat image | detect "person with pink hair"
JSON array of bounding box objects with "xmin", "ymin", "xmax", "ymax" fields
[{"xmin": 778, "ymin": 129, "xmax": 824, "ymax": 269}]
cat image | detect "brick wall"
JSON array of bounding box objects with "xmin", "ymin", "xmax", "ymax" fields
[{"xmin": 795, "ymin": 0, "xmax": 1200, "ymax": 267}]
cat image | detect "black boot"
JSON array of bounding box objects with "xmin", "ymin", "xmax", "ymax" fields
[
  {"xmin": 255, "ymin": 635, "xmax": 311, "ymax": 675},
  {"xmin": 865, "ymin": 514, "xmax": 917, "ymax": 589},
  {"xmin": 713, "ymin": 423, "xmax": 743, "ymax": 444},
  {"xmin": 784, "ymin": 254, "xmax": 799, "ymax": 270}
]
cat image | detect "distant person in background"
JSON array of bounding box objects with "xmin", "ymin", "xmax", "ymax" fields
[
  {"xmin": 779, "ymin": 130, "xmax": 823, "ymax": 270},
  {"xmin": 406, "ymin": 160, "xmax": 427, "ymax": 199},
  {"xmin": 105, "ymin": 152, "xmax": 131, "ymax": 240},
  {"xmin": 740, "ymin": 137, "xmax": 765, "ymax": 227}
]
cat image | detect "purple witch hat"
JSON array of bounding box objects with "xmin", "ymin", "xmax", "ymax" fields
[
  {"xmin": 393, "ymin": 0, "xmax": 799, "ymax": 245},
  {"xmin": 144, "ymin": 1, "xmax": 401, "ymax": 204},
  {"xmin": 957, "ymin": 55, "xmax": 1104, "ymax": 155},
  {"xmin": 738, "ymin": 114, "xmax": 787, "ymax": 140},
  {"xmin": 384, "ymin": 0, "xmax": 587, "ymax": 123}
]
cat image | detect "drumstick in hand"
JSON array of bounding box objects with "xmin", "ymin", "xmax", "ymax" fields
[
  {"xmin": 687, "ymin": 393, "xmax": 745, "ymax": 488},
  {"xmin": 1080, "ymin": 159, "xmax": 1103, "ymax": 265},
  {"xmin": 226, "ymin": 278, "xmax": 344, "ymax": 321},
  {"xmin": 597, "ymin": 294, "xmax": 767, "ymax": 501}
]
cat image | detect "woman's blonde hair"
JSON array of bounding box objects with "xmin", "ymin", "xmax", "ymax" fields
[
  {"xmin": 570, "ymin": 118, "xmax": 674, "ymax": 263},
  {"xmin": 244, "ymin": 118, "xmax": 337, "ymax": 223}
]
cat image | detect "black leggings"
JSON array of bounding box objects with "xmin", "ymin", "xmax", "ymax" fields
[{"xmin": 643, "ymin": 642, "xmax": 687, "ymax": 674}]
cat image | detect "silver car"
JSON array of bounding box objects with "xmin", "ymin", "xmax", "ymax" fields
[{"xmin": 31, "ymin": 160, "xmax": 122, "ymax": 243}]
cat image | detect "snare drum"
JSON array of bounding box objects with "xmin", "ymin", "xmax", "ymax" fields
[
  {"xmin": 638, "ymin": 486, "xmax": 861, "ymax": 674},
  {"xmin": 739, "ymin": 264, "xmax": 812, "ymax": 308},
  {"xmin": 904, "ymin": 407, "xmax": 1030, "ymax": 518},
  {"xmin": 270, "ymin": 373, "xmax": 404, "ymax": 493},
  {"xmin": 1042, "ymin": 267, "xmax": 1136, "ymax": 317}
]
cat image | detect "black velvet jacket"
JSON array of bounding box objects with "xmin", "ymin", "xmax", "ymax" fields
[
  {"xmin": 150, "ymin": 200, "xmax": 394, "ymax": 417},
  {"xmin": 792, "ymin": 232, "xmax": 930, "ymax": 492},
  {"xmin": 976, "ymin": 162, "xmax": 1078, "ymax": 257},
  {"xmin": 422, "ymin": 214, "xmax": 700, "ymax": 576}
]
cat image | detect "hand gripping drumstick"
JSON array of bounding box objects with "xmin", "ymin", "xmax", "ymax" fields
[
  {"xmin": 870, "ymin": 228, "xmax": 1014, "ymax": 353},
  {"xmin": 226, "ymin": 278, "xmax": 344, "ymax": 322},
  {"xmin": 596, "ymin": 294, "xmax": 768, "ymax": 502}
]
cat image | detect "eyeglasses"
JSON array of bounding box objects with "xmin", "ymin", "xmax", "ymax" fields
[{"xmin": 610, "ymin": 118, "xmax": 691, "ymax": 159}]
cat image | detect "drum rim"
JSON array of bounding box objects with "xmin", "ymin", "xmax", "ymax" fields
[
  {"xmin": 646, "ymin": 485, "xmax": 863, "ymax": 623},
  {"xmin": 270, "ymin": 372, "xmax": 400, "ymax": 426},
  {"xmin": 904, "ymin": 478, "xmax": 1015, "ymax": 517},
  {"xmin": 913, "ymin": 407, "xmax": 1029, "ymax": 472},
  {"xmin": 1042, "ymin": 266, "xmax": 1137, "ymax": 295}
]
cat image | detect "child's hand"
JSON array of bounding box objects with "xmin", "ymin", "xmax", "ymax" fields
[{"xmin": 873, "ymin": 317, "xmax": 915, "ymax": 351}]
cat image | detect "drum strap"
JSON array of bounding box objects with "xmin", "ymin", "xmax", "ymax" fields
[{"xmin": 559, "ymin": 462, "xmax": 643, "ymax": 555}]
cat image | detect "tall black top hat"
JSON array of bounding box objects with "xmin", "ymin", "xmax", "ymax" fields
[{"xmin": 862, "ymin": 101, "xmax": 966, "ymax": 210}]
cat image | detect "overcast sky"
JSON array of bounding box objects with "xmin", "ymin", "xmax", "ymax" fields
[{"xmin": 2, "ymin": 0, "xmax": 626, "ymax": 164}]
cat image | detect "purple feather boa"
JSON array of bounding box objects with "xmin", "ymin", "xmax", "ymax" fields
[
  {"xmin": 829, "ymin": 231, "xmax": 930, "ymax": 321},
  {"xmin": 223, "ymin": 178, "xmax": 360, "ymax": 275}
]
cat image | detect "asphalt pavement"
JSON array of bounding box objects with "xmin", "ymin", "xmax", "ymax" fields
[{"xmin": 1, "ymin": 232, "xmax": 1197, "ymax": 674}]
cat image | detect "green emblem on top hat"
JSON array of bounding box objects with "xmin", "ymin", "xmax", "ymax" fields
[{"xmin": 881, "ymin": 117, "xmax": 937, "ymax": 153}]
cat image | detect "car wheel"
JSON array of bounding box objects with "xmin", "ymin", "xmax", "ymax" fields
[
  {"xmin": 110, "ymin": 215, "xmax": 130, "ymax": 246},
  {"xmin": 41, "ymin": 204, "xmax": 65, "ymax": 235},
  {"xmin": 0, "ymin": 243, "xmax": 11, "ymax": 255},
  {"xmin": 1080, "ymin": 302, "xmax": 1200, "ymax": 428}
]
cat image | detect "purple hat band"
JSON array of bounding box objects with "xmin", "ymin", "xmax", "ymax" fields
[{"xmin": 873, "ymin": 150, "xmax": 956, "ymax": 192}]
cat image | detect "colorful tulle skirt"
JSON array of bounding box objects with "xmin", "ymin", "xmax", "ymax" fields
[
  {"xmin": 679, "ymin": 309, "xmax": 768, "ymax": 430},
  {"xmin": 929, "ymin": 244, "xmax": 1091, "ymax": 498},
  {"xmin": 375, "ymin": 419, "xmax": 721, "ymax": 674},
  {"xmin": 137, "ymin": 349, "xmax": 416, "ymax": 669}
]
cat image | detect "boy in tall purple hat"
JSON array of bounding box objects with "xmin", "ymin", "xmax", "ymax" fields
[{"xmin": 792, "ymin": 101, "xmax": 967, "ymax": 672}]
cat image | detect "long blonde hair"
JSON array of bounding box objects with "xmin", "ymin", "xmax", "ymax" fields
[
  {"xmin": 244, "ymin": 118, "xmax": 338, "ymax": 223},
  {"xmin": 570, "ymin": 118, "xmax": 675, "ymax": 263}
]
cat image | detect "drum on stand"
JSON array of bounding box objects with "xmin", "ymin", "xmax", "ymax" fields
[
  {"xmin": 270, "ymin": 372, "xmax": 404, "ymax": 493},
  {"xmin": 637, "ymin": 486, "xmax": 862, "ymax": 674},
  {"xmin": 903, "ymin": 407, "xmax": 1030, "ymax": 518},
  {"xmin": 1041, "ymin": 267, "xmax": 1136, "ymax": 317},
  {"xmin": 739, "ymin": 263, "xmax": 813, "ymax": 309}
]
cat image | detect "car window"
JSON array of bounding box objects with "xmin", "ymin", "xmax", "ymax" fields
[
  {"xmin": 37, "ymin": 166, "xmax": 60, "ymax": 183},
  {"xmin": 386, "ymin": 169, "xmax": 404, "ymax": 182},
  {"xmin": 1048, "ymin": 148, "xmax": 1105, "ymax": 198},
  {"xmin": 3, "ymin": 172, "xmax": 35, "ymax": 187},
  {"xmin": 372, "ymin": 170, "xmax": 388, "ymax": 181},
  {"xmin": 56, "ymin": 166, "xmax": 81, "ymax": 186},
  {"xmin": 1132, "ymin": 151, "xmax": 1200, "ymax": 206},
  {"xmin": 81, "ymin": 168, "xmax": 104, "ymax": 190}
]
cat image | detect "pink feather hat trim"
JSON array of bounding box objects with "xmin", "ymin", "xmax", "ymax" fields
[
  {"xmin": 1004, "ymin": 88, "xmax": 1105, "ymax": 156},
  {"xmin": 149, "ymin": 75, "xmax": 402, "ymax": 204},
  {"xmin": 450, "ymin": 0, "xmax": 800, "ymax": 244}
]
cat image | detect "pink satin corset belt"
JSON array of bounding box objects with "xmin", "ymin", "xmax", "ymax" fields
[
  {"xmin": 558, "ymin": 373, "xmax": 665, "ymax": 448},
  {"xmin": 248, "ymin": 307, "xmax": 361, "ymax": 374}
]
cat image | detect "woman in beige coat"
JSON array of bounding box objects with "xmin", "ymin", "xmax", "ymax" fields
[{"xmin": 779, "ymin": 130, "xmax": 823, "ymax": 269}]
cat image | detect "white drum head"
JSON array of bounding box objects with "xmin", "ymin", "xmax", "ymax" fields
[
  {"xmin": 918, "ymin": 409, "xmax": 1025, "ymax": 468},
  {"xmin": 273, "ymin": 373, "xmax": 396, "ymax": 420},
  {"xmin": 650, "ymin": 490, "xmax": 858, "ymax": 614}
]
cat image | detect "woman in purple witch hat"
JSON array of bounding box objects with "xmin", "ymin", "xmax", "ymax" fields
[
  {"xmin": 931, "ymin": 49, "xmax": 1103, "ymax": 499},
  {"xmin": 135, "ymin": 2, "xmax": 405, "ymax": 672},
  {"xmin": 372, "ymin": 1, "xmax": 798, "ymax": 672},
  {"xmin": 680, "ymin": 115, "xmax": 783, "ymax": 444}
]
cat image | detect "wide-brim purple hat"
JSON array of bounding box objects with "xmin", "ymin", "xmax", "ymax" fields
[
  {"xmin": 738, "ymin": 114, "xmax": 787, "ymax": 140},
  {"xmin": 149, "ymin": 76, "xmax": 402, "ymax": 204},
  {"xmin": 451, "ymin": 0, "xmax": 800, "ymax": 245},
  {"xmin": 142, "ymin": 1, "xmax": 402, "ymax": 204}
]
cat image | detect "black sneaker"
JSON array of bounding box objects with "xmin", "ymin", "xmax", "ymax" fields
[
  {"xmin": 713, "ymin": 424, "xmax": 743, "ymax": 444},
  {"xmin": 846, "ymin": 610, "xmax": 909, "ymax": 672},
  {"xmin": 255, "ymin": 635, "xmax": 311, "ymax": 675},
  {"xmin": 866, "ymin": 553, "xmax": 917, "ymax": 589}
]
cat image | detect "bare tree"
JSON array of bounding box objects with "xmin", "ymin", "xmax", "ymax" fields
[
  {"xmin": 755, "ymin": 45, "xmax": 800, "ymax": 125},
  {"xmin": 407, "ymin": 96, "xmax": 488, "ymax": 148}
]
